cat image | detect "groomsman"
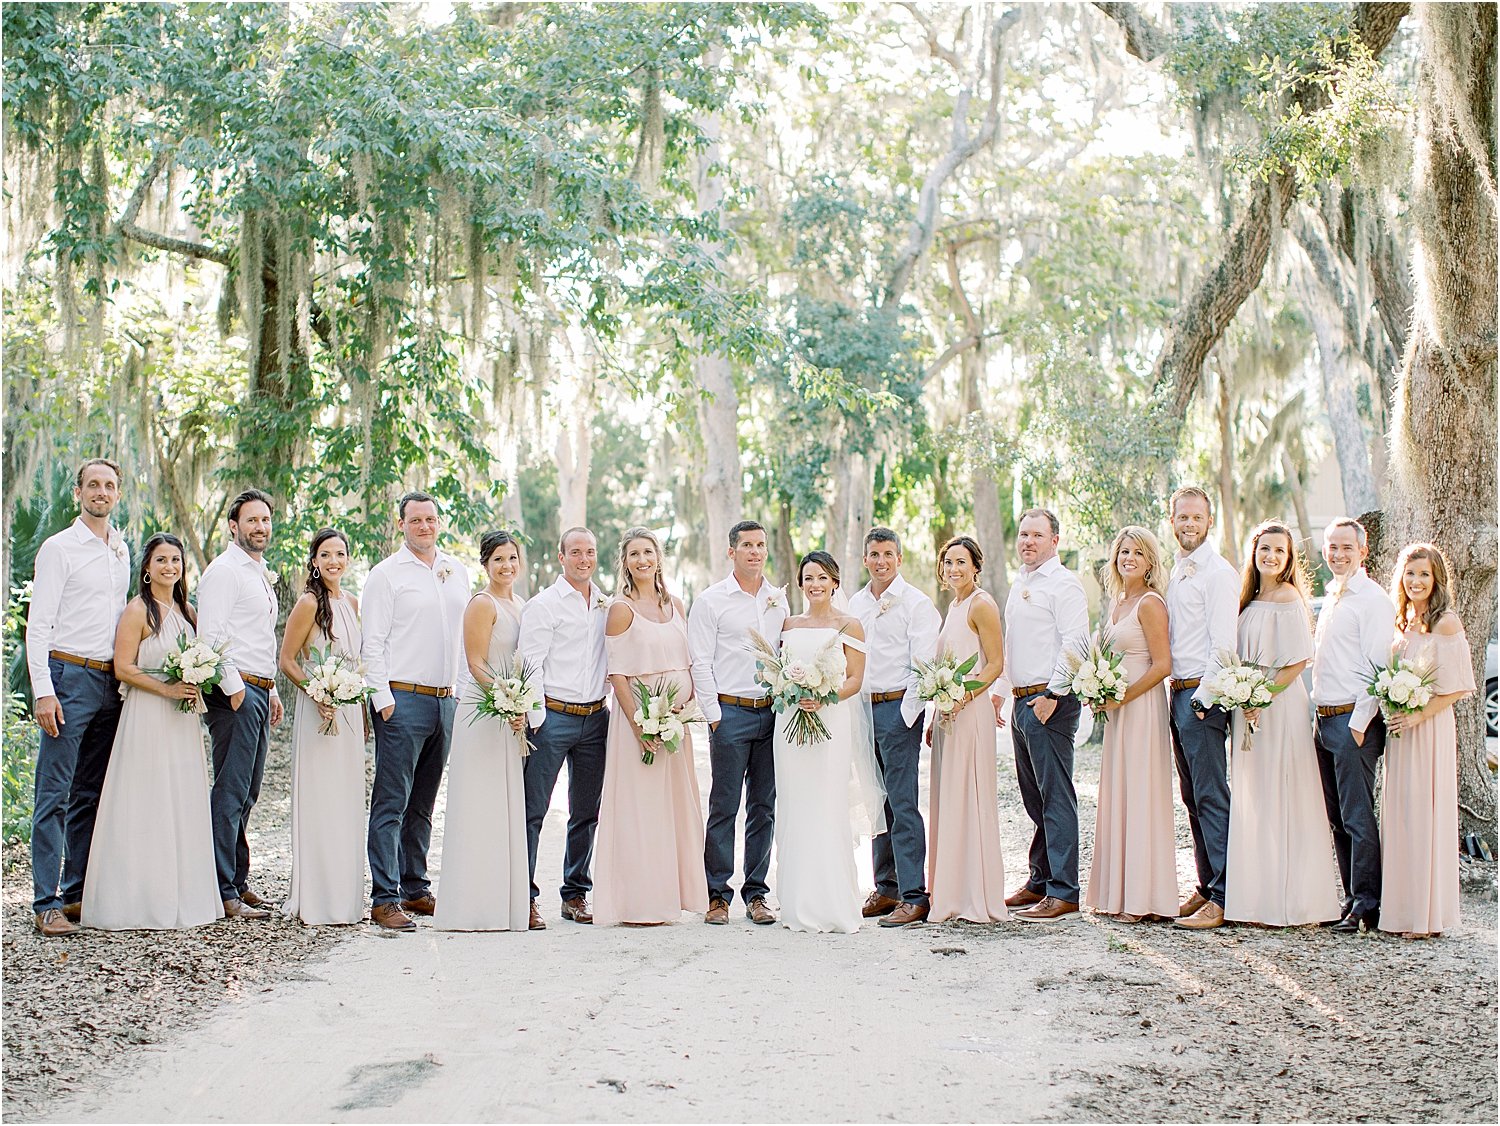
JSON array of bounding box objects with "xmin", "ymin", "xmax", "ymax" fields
[
  {"xmin": 519, "ymin": 527, "xmax": 610, "ymax": 929},
  {"xmin": 999, "ymin": 509, "xmax": 1089, "ymax": 922},
  {"xmin": 1164, "ymin": 485, "xmax": 1239, "ymax": 931},
  {"xmin": 362, "ymin": 492, "xmax": 471, "ymax": 931},
  {"xmin": 199, "ymin": 487, "xmax": 284, "ymax": 920},
  {"xmin": 25, "ymin": 458, "xmax": 131, "ymax": 936},
  {"xmin": 688, "ymin": 520, "xmax": 787, "ymax": 926},
  {"xmin": 1312, "ymin": 517, "xmax": 1396, "ymax": 934},
  {"xmin": 849, "ymin": 527, "xmax": 940, "ymax": 928}
]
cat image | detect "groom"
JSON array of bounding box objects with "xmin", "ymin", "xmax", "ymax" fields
[
  {"xmin": 688, "ymin": 520, "xmax": 787, "ymax": 926},
  {"xmin": 849, "ymin": 527, "xmax": 940, "ymax": 928}
]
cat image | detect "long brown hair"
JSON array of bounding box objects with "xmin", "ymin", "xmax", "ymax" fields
[
  {"xmin": 138, "ymin": 533, "xmax": 195, "ymax": 636},
  {"xmin": 304, "ymin": 528, "xmax": 350, "ymax": 641},
  {"xmin": 616, "ymin": 527, "xmax": 671, "ymax": 608},
  {"xmin": 1391, "ymin": 542, "xmax": 1453, "ymax": 633},
  {"xmin": 1238, "ymin": 520, "xmax": 1313, "ymax": 614}
]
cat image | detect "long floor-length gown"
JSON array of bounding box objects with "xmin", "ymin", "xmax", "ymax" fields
[
  {"xmin": 1084, "ymin": 592, "xmax": 1178, "ymax": 918},
  {"xmin": 928, "ymin": 592, "xmax": 1007, "ymax": 923},
  {"xmin": 82, "ymin": 607, "xmax": 222, "ymax": 930},
  {"xmin": 1380, "ymin": 621, "xmax": 1474, "ymax": 935},
  {"xmin": 592, "ymin": 603, "xmax": 708, "ymax": 926},
  {"xmin": 772, "ymin": 627, "xmax": 867, "ymax": 933},
  {"xmin": 1224, "ymin": 598, "xmax": 1341, "ymax": 926},
  {"xmin": 283, "ymin": 596, "xmax": 368, "ymax": 925},
  {"xmin": 435, "ymin": 593, "xmax": 530, "ymax": 931}
]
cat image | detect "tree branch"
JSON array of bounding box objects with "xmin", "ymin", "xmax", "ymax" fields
[
  {"xmin": 114, "ymin": 145, "xmax": 232, "ymax": 266},
  {"xmin": 1092, "ymin": 2, "xmax": 1169, "ymax": 62}
]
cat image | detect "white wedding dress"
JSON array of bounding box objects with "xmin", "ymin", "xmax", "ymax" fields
[{"xmin": 773, "ymin": 627, "xmax": 882, "ymax": 934}]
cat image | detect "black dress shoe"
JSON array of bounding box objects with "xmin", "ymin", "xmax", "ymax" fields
[{"xmin": 1332, "ymin": 909, "xmax": 1378, "ymax": 934}]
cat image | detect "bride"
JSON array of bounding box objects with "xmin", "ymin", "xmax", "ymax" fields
[{"xmin": 774, "ymin": 550, "xmax": 885, "ymax": 934}]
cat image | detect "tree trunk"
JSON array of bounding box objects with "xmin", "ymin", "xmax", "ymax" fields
[
  {"xmin": 1281, "ymin": 450, "xmax": 1315, "ymax": 556},
  {"xmin": 1215, "ymin": 368, "xmax": 1240, "ymax": 567},
  {"xmin": 554, "ymin": 365, "xmax": 594, "ymax": 531},
  {"xmin": 775, "ymin": 498, "xmax": 800, "ymax": 613},
  {"xmin": 1385, "ymin": 2, "xmax": 1498, "ymax": 842},
  {"xmin": 1302, "ymin": 282, "xmax": 1382, "ymax": 514}
]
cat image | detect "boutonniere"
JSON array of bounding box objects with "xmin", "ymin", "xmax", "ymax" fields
[
  {"xmin": 1020, "ymin": 586, "xmax": 1031, "ymax": 602},
  {"xmin": 594, "ymin": 593, "xmax": 609, "ymax": 611},
  {"xmin": 877, "ymin": 595, "xmax": 896, "ymax": 616},
  {"xmin": 110, "ymin": 539, "xmax": 127, "ymax": 563},
  {"xmin": 267, "ymin": 569, "xmax": 281, "ymax": 586},
  {"xmin": 1182, "ymin": 560, "xmax": 1198, "ymax": 579},
  {"xmin": 437, "ymin": 563, "xmax": 454, "ymax": 584},
  {"xmin": 765, "ymin": 588, "xmax": 784, "ymax": 610}
]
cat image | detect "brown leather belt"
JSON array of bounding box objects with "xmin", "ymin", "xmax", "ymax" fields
[
  {"xmin": 1317, "ymin": 703, "xmax": 1356, "ymax": 718},
  {"xmin": 870, "ymin": 690, "xmax": 905, "ymax": 704},
  {"xmin": 1012, "ymin": 683, "xmax": 1048, "ymax": 699},
  {"xmin": 1170, "ymin": 677, "xmax": 1202, "ymax": 692},
  {"xmin": 545, "ymin": 696, "xmax": 605, "ymax": 716},
  {"xmin": 49, "ymin": 650, "xmax": 114, "ymax": 674},
  {"xmin": 390, "ymin": 680, "xmax": 453, "ymax": 698},
  {"xmin": 240, "ymin": 673, "xmax": 276, "ymax": 691},
  {"xmin": 718, "ymin": 693, "xmax": 770, "ymax": 709}
]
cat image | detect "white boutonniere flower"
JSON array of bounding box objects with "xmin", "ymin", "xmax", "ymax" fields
[
  {"xmin": 437, "ymin": 563, "xmax": 454, "ymax": 584},
  {"xmin": 110, "ymin": 539, "xmax": 127, "ymax": 563},
  {"xmin": 877, "ymin": 595, "xmax": 896, "ymax": 616},
  {"xmin": 594, "ymin": 593, "xmax": 610, "ymax": 611},
  {"xmin": 765, "ymin": 588, "xmax": 784, "ymax": 610},
  {"xmin": 1181, "ymin": 560, "xmax": 1198, "ymax": 579},
  {"xmin": 267, "ymin": 569, "xmax": 281, "ymax": 586}
]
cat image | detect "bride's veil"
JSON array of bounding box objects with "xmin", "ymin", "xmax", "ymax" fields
[{"xmin": 833, "ymin": 587, "xmax": 888, "ymax": 839}]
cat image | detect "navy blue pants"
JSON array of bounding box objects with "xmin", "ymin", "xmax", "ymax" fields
[
  {"xmin": 369, "ymin": 690, "xmax": 455, "ymax": 906},
  {"xmin": 1012, "ymin": 694, "xmax": 1081, "ymax": 902},
  {"xmin": 523, "ymin": 707, "xmax": 608, "ymax": 902},
  {"xmin": 704, "ymin": 703, "xmax": 776, "ymax": 905},
  {"xmin": 1168, "ymin": 688, "xmax": 1231, "ymax": 908},
  {"xmin": 1316, "ymin": 711, "xmax": 1386, "ymax": 917},
  {"xmin": 206, "ymin": 683, "xmax": 272, "ymax": 901},
  {"xmin": 870, "ymin": 699, "xmax": 928, "ymax": 905}
]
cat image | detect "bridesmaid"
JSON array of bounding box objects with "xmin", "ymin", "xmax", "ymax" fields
[
  {"xmin": 279, "ymin": 528, "xmax": 367, "ymax": 925},
  {"xmin": 592, "ymin": 528, "xmax": 708, "ymax": 926},
  {"xmin": 926, "ymin": 536, "xmax": 1007, "ymax": 923},
  {"xmin": 1223, "ymin": 521, "xmax": 1341, "ymax": 927},
  {"xmin": 435, "ymin": 530, "xmax": 531, "ymax": 932},
  {"xmin": 1381, "ymin": 543, "xmax": 1475, "ymax": 939},
  {"xmin": 1084, "ymin": 526, "xmax": 1178, "ymax": 923},
  {"xmin": 82, "ymin": 534, "xmax": 221, "ymax": 930}
]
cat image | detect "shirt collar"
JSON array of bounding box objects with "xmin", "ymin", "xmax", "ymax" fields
[
  {"xmin": 717, "ymin": 572, "xmax": 775, "ymax": 599},
  {"xmin": 1178, "ymin": 541, "xmax": 1217, "ymax": 567},
  {"xmin": 70, "ymin": 517, "xmax": 123, "ymax": 550},
  {"xmin": 1020, "ymin": 555, "xmax": 1062, "ymax": 579},
  {"xmin": 224, "ymin": 540, "xmax": 271, "ymax": 578},
  {"xmin": 857, "ymin": 572, "xmax": 910, "ymax": 603},
  {"xmin": 1330, "ymin": 568, "xmax": 1372, "ymax": 595},
  {"xmin": 551, "ymin": 573, "xmax": 603, "ymax": 604},
  {"xmin": 396, "ymin": 543, "xmax": 451, "ymax": 569}
]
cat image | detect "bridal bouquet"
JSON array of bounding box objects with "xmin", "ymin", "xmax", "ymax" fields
[
  {"xmin": 1365, "ymin": 653, "xmax": 1437, "ymax": 738},
  {"xmin": 152, "ymin": 634, "xmax": 229, "ymax": 713},
  {"xmin": 301, "ymin": 646, "xmax": 374, "ymax": 736},
  {"xmin": 748, "ymin": 629, "xmax": 846, "ymax": 745},
  {"xmin": 468, "ymin": 655, "xmax": 544, "ymax": 756},
  {"xmin": 630, "ymin": 679, "xmax": 705, "ymax": 765},
  {"xmin": 912, "ymin": 650, "xmax": 987, "ymax": 720},
  {"xmin": 1062, "ymin": 634, "xmax": 1129, "ymax": 724},
  {"xmin": 1201, "ymin": 651, "xmax": 1283, "ymax": 735}
]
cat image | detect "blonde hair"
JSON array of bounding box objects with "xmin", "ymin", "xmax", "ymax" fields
[
  {"xmin": 616, "ymin": 527, "xmax": 671, "ymax": 609},
  {"xmin": 1104, "ymin": 526, "xmax": 1168, "ymax": 600},
  {"xmin": 1169, "ymin": 485, "xmax": 1214, "ymax": 520}
]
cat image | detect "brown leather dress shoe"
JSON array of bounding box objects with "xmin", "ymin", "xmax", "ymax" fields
[
  {"xmin": 222, "ymin": 897, "xmax": 270, "ymax": 920},
  {"xmin": 1004, "ymin": 886, "xmax": 1045, "ymax": 908},
  {"xmin": 528, "ymin": 900, "xmax": 547, "ymax": 931},
  {"xmin": 371, "ymin": 903, "xmax": 416, "ymax": 931},
  {"xmin": 561, "ymin": 896, "xmax": 593, "ymax": 924},
  {"xmin": 34, "ymin": 909, "xmax": 78, "ymax": 937},
  {"xmin": 862, "ymin": 892, "xmax": 901, "ymax": 918},
  {"xmin": 705, "ymin": 898, "xmax": 729, "ymax": 925},
  {"xmin": 746, "ymin": 897, "xmax": 777, "ymax": 925},
  {"xmin": 400, "ymin": 894, "xmax": 437, "ymax": 917},
  {"xmin": 1178, "ymin": 891, "xmax": 1208, "ymax": 918},
  {"xmin": 1016, "ymin": 896, "xmax": 1080, "ymax": 923},
  {"xmin": 879, "ymin": 902, "xmax": 929, "ymax": 928},
  {"xmin": 61, "ymin": 903, "xmax": 82, "ymax": 923},
  {"xmin": 1176, "ymin": 901, "xmax": 1225, "ymax": 930},
  {"xmin": 239, "ymin": 888, "xmax": 267, "ymax": 909}
]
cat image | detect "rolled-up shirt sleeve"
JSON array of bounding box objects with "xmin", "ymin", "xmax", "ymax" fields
[
  {"xmin": 687, "ymin": 595, "xmax": 722, "ymax": 725},
  {"xmin": 195, "ymin": 565, "xmax": 244, "ymax": 696},
  {"xmin": 1192, "ymin": 568, "xmax": 1242, "ymax": 708},
  {"xmin": 1352, "ymin": 598, "xmax": 1397, "ymax": 733},
  {"xmin": 902, "ymin": 598, "xmax": 942, "ymax": 726},
  {"xmin": 360, "ymin": 567, "xmax": 396, "ymax": 712},
  {"xmin": 518, "ymin": 594, "xmax": 554, "ymax": 729},
  {"xmin": 24, "ymin": 540, "xmax": 66, "ymax": 699},
  {"xmin": 1046, "ymin": 579, "xmax": 1092, "ymax": 694}
]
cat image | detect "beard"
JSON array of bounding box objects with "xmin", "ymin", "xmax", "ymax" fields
[{"xmin": 1174, "ymin": 528, "xmax": 1206, "ymax": 553}]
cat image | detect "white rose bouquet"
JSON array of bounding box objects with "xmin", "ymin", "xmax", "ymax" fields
[
  {"xmin": 468, "ymin": 655, "xmax": 544, "ymax": 756},
  {"xmin": 150, "ymin": 634, "xmax": 229, "ymax": 713},
  {"xmin": 301, "ymin": 645, "xmax": 375, "ymax": 736},
  {"xmin": 1201, "ymin": 650, "xmax": 1283, "ymax": 736},
  {"xmin": 1062, "ymin": 633, "xmax": 1129, "ymax": 724},
  {"xmin": 748, "ymin": 629, "xmax": 846, "ymax": 746},
  {"xmin": 630, "ymin": 679, "xmax": 705, "ymax": 765},
  {"xmin": 1364, "ymin": 654, "xmax": 1437, "ymax": 738},
  {"xmin": 912, "ymin": 650, "xmax": 987, "ymax": 722}
]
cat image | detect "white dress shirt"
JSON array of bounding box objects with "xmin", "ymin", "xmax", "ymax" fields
[
  {"xmin": 1166, "ymin": 540, "xmax": 1240, "ymax": 707},
  {"xmin": 849, "ymin": 573, "xmax": 942, "ymax": 726},
  {"xmin": 687, "ymin": 574, "xmax": 789, "ymax": 725},
  {"xmin": 1003, "ymin": 556, "xmax": 1090, "ymax": 693},
  {"xmin": 25, "ymin": 518, "xmax": 131, "ymax": 698},
  {"xmin": 1312, "ymin": 568, "xmax": 1398, "ymax": 733},
  {"xmin": 197, "ymin": 542, "xmax": 281, "ymax": 698},
  {"xmin": 360, "ymin": 545, "xmax": 472, "ymax": 712},
  {"xmin": 518, "ymin": 575, "xmax": 609, "ymax": 728}
]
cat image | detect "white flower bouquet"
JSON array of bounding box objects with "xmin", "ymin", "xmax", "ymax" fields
[
  {"xmin": 151, "ymin": 634, "xmax": 229, "ymax": 713},
  {"xmin": 1062, "ymin": 634, "xmax": 1129, "ymax": 724},
  {"xmin": 1365, "ymin": 653, "xmax": 1437, "ymax": 738},
  {"xmin": 748, "ymin": 629, "xmax": 846, "ymax": 746},
  {"xmin": 912, "ymin": 650, "xmax": 987, "ymax": 721},
  {"xmin": 630, "ymin": 679, "xmax": 705, "ymax": 765},
  {"xmin": 302, "ymin": 645, "xmax": 374, "ymax": 736},
  {"xmin": 468, "ymin": 655, "xmax": 544, "ymax": 756},
  {"xmin": 1202, "ymin": 650, "xmax": 1283, "ymax": 735}
]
